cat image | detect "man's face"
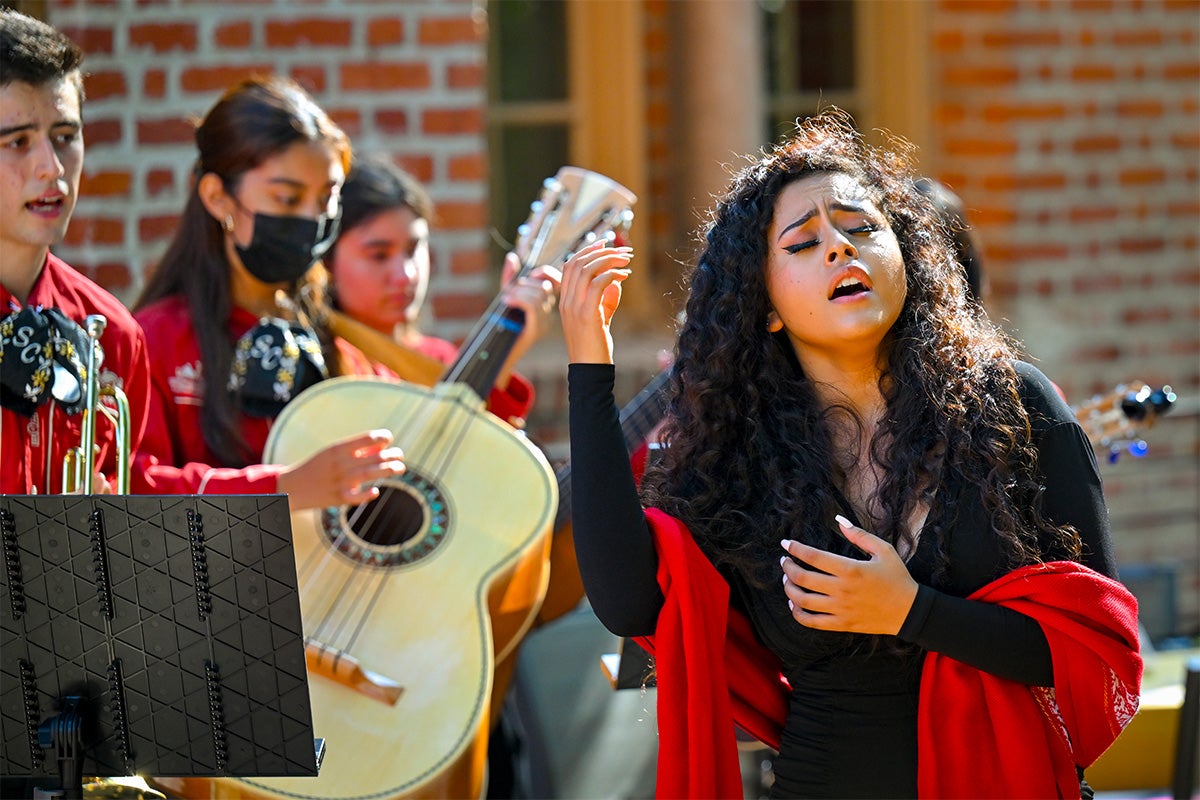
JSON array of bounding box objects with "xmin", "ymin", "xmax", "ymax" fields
[{"xmin": 0, "ymin": 75, "xmax": 83, "ymax": 267}]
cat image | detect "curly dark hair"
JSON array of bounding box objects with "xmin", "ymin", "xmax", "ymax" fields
[{"xmin": 641, "ymin": 108, "xmax": 1080, "ymax": 586}]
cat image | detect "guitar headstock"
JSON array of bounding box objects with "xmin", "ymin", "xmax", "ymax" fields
[{"xmin": 1072, "ymin": 381, "xmax": 1177, "ymax": 463}]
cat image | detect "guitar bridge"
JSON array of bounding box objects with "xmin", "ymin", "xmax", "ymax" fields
[{"xmin": 305, "ymin": 639, "xmax": 404, "ymax": 706}]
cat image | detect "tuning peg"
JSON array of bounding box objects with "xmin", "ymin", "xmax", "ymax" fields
[{"xmin": 1151, "ymin": 385, "xmax": 1176, "ymax": 413}]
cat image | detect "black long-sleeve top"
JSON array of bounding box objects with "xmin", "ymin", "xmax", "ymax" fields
[{"xmin": 568, "ymin": 360, "xmax": 1115, "ymax": 798}]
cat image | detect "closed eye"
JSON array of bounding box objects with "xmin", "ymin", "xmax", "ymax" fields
[{"xmin": 783, "ymin": 240, "xmax": 818, "ymax": 254}]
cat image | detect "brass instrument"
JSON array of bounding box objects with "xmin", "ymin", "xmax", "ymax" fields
[{"xmin": 62, "ymin": 314, "xmax": 132, "ymax": 494}]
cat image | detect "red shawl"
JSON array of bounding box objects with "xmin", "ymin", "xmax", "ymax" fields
[
  {"xmin": 918, "ymin": 560, "xmax": 1143, "ymax": 798},
  {"xmin": 636, "ymin": 508, "xmax": 1142, "ymax": 800}
]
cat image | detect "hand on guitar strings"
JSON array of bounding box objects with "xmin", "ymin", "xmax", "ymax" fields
[{"xmin": 275, "ymin": 428, "xmax": 406, "ymax": 512}]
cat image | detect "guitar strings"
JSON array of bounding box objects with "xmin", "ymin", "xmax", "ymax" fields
[
  {"xmin": 300, "ymin": 384, "xmax": 475, "ymax": 652},
  {"xmin": 296, "ymin": 193, "xmax": 634, "ymax": 658}
]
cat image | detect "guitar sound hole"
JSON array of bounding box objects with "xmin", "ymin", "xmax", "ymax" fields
[
  {"xmin": 350, "ymin": 487, "xmax": 423, "ymax": 547},
  {"xmin": 321, "ymin": 471, "xmax": 450, "ymax": 567}
]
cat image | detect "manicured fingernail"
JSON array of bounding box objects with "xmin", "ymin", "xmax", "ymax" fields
[
  {"xmin": 779, "ymin": 555, "xmax": 787, "ymax": 567},
  {"xmin": 780, "ymin": 539, "xmax": 792, "ymax": 550},
  {"xmin": 835, "ymin": 515, "xmax": 852, "ymax": 528}
]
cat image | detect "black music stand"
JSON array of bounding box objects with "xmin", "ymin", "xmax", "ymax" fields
[{"xmin": 0, "ymin": 495, "xmax": 321, "ymax": 797}]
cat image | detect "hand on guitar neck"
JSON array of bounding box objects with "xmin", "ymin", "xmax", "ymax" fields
[{"xmin": 1073, "ymin": 380, "xmax": 1176, "ymax": 463}]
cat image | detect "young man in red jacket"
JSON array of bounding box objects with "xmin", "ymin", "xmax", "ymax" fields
[{"xmin": 0, "ymin": 9, "xmax": 150, "ymax": 494}]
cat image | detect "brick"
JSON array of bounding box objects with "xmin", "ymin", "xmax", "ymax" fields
[
  {"xmin": 340, "ymin": 62, "xmax": 432, "ymax": 91},
  {"xmin": 80, "ymin": 170, "xmax": 132, "ymax": 197},
  {"xmin": 1164, "ymin": 62, "xmax": 1200, "ymax": 81},
  {"xmin": 1072, "ymin": 134, "xmax": 1121, "ymax": 153},
  {"xmin": 290, "ymin": 66, "xmax": 327, "ymax": 94},
  {"xmin": 63, "ymin": 217, "xmax": 124, "ymax": 247},
  {"xmin": 367, "ymin": 18, "xmax": 405, "ymax": 47},
  {"xmin": 265, "ymin": 19, "xmax": 352, "ymax": 48},
  {"xmin": 418, "ymin": 17, "xmax": 480, "ymax": 46},
  {"xmin": 136, "ymin": 118, "xmax": 195, "ymax": 146},
  {"xmin": 446, "ymin": 62, "xmax": 483, "ymax": 90},
  {"xmin": 129, "ymin": 23, "xmax": 198, "ymax": 53},
  {"xmin": 1070, "ymin": 64, "xmax": 1117, "ymax": 81},
  {"xmin": 1111, "ymin": 28, "xmax": 1165, "ymax": 47},
  {"xmin": 421, "ymin": 108, "xmax": 483, "ymax": 135},
  {"xmin": 139, "ymin": 214, "xmax": 180, "ymax": 241},
  {"xmin": 448, "ymin": 153, "xmax": 485, "ymax": 182},
  {"xmin": 991, "ymin": 243, "xmax": 1070, "ymax": 262},
  {"xmin": 982, "ymin": 102, "xmax": 1067, "ymax": 123},
  {"xmin": 1116, "ymin": 236, "xmax": 1167, "ymax": 255},
  {"xmin": 181, "ymin": 65, "xmax": 275, "ymax": 93},
  {"xmin": 58, "ymin": 27, "xmax": 114, "ymax": 55},
  {"xmin": 146, "ymin": 169, "xmax": 174, "ymax": 197},
  {"xmin": 434, "ymin": 200, "xmax": 488, "ymax": 231},
  {"xmin": 936, "ymin": 0, "xmax": 1018, "ymax": 11},
  {"xmin": 84, "ymin": 119, "xmax": 122, "ymax": 147},
  {"xmin": 981, "ymin": 29, "xmax": 1063, "ymax": 48},
  {"xmin": 1115, "ymin": 99, "xmax": 1164, "ymax": 118},
  {"xmin": 431, "ymin": 292, "xmax": 490, "ymax": 321},
  {"xmin": 328, "ymin": 109, "xmax": 362, "ymax": 138},
  {"xmin": 374, "ymin": 109, "xmax": 408, "ymax": 135},
  {"xmin": 215, "ymin": 21, "xmax": 253, "ymax": 49},
  {"xmin": 396, "ymin": 156, "xmax": 434, "ymax": 184},
  {"xmin": 1118, "ymin": 167, "xmax": 1166, "ymax": 186},
  {"xmin": 449, "ymin": 249, "xmax": 489, "ymax": 276},
  {"xmin": 84, "ymin": 71, "xmax": 126, "ymax": 102},
  {"xmin": 92, "ymin": 262, "xmax": 134, "ymax": 292},
  {"xmin": 934, "ymin": 30, "xmax": 965, "ymax": 53},
  {"xmin": 942, "ymin": 65, "xmax": 1020, "ymax": 87},
  {"xmin": 1121, "ymin": 306, "xmax": 1173, "ymax": 325},
  {"xmin": 944, "ymin": 138, "xmax": 1019, "ymax": 157},
  {"xmin": 981, "ymin": 172, "xmax": 1068, "ymax": 191},
  {"xmin": 1166, "ymin": 131, "xmax": 1195, "ymax": 151}
]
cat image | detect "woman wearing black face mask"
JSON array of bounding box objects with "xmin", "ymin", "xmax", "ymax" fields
[{"xmin": 131, "ymin": 76, "xmax": 405, "ymax": 509}]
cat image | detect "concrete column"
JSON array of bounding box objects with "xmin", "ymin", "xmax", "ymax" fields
[{"xmin": 676, "ymin": 0, "xmax": 765, "ymax": 218}]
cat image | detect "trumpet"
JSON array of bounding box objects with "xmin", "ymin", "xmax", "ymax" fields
[{"xmin": 62, "ymin": 314, "xmax": 132, "ymax": 494}]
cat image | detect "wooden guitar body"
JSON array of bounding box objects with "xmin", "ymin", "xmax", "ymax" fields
[{"xmin": 192, "ymin": 376, "xmax": 555, "ymax": 800}]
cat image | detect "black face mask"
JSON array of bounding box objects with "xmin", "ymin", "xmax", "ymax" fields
[{"xmin": 235, "ymin": 209, "xmax": 341, "ymax": 284}]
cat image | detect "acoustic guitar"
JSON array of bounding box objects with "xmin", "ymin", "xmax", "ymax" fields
[{"xmin": 165, "ymin": 169, "xmax": 636, "ymax": 800}]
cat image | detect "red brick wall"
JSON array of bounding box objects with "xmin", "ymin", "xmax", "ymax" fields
[
  {"xmin": 46, "ymin": 0, "xmax": 491, "ymax": 341},
  {"xmin": 40, "ymin": 0, "xmax": 1199, "ymax": 635},
  {"xmin": 928, "ymin": 0, "xmax": 1199, "ymax": 634}
]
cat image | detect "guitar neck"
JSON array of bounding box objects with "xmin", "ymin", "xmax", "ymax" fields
[
  {"xmin": 1073, "ymin": 380, "xmax": 1176, "ymax": 461},
  {"xmin": 440, "ymin": 306, "xmax": 526, "ymax": 400},
  {"xmin": 554, "ymin": 368, "xmax": 670, "ymax": 531}
]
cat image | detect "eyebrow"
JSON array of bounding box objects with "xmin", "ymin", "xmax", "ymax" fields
[
  {"xmin": 776, "ymin": 202, "xmax": 869, "ymax": 242},
  {"xmin": 0, "ymin": 120, "xmax": 81, "ymax": 138},
  {"xmin": 266, "ymin": 177, "xmax": 340, "ymax": 191}
]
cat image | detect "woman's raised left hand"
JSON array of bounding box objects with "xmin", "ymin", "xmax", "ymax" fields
[{"xmin": 780, "ymin": 515, "xmax": 920, "ymax": 635}]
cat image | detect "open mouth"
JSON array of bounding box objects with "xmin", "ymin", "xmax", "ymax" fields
[
  {"xmin": 830, "ymin": 276, "xmax": 869, "ymax": 300},
  {"xmin": 27, "ymin": 196, "xmax": 65, "ymax": 214}
]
